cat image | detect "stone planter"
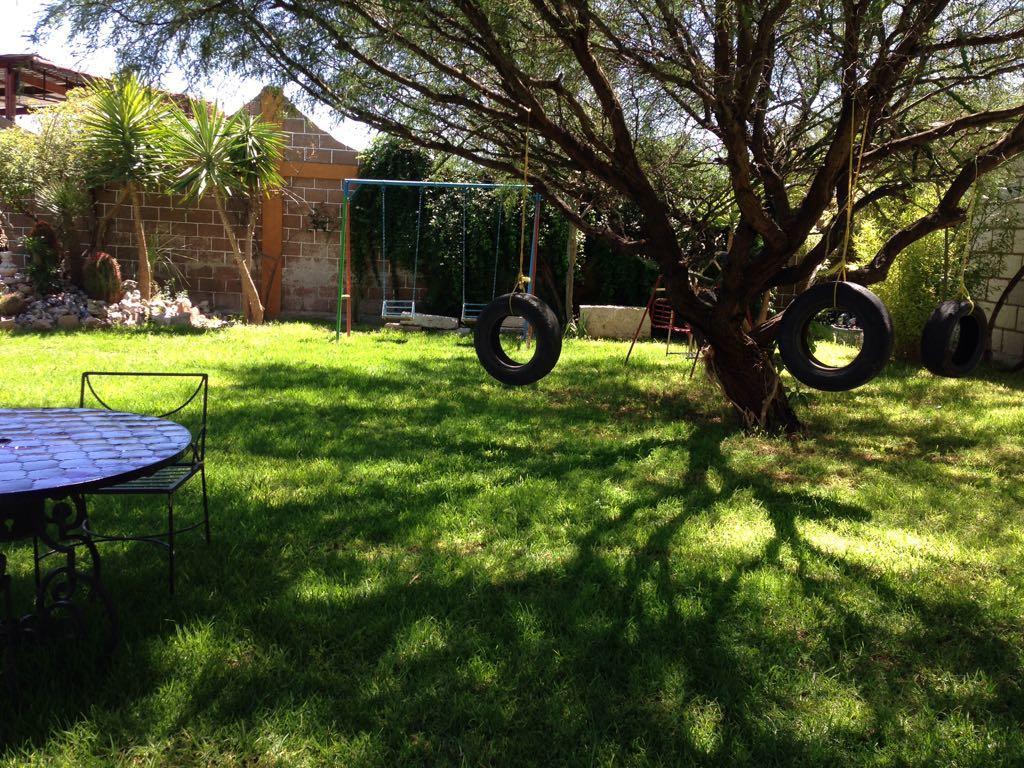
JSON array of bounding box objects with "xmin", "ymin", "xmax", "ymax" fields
[{"xmin": 580, "ymin": 305, "xmax": 650, "ymax": 340}]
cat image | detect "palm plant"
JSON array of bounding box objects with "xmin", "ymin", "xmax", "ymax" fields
[
  {"xmin": 164, "ymin": 102, "xmax": 283, "ymax": 323},
  {"xmin": 81, "ymin": 73, "xmax": 170, "ymax": 301}
]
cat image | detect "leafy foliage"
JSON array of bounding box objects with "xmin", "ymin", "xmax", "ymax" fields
[
  {"xmin": 23, "ymin": 220, "xmax": 63, "ymax": 294},
  {"xmin": 162, "ymin": 98, "xmax": 285, "ymax": 322},
  {"xmin": 163, "ymin": 101, "xmax": 282, "ymax": 203},
  {"xmin": 865, "ymin": 180, "xmax": 1013, "ymax": 359},
  {"xmin": 35, "ymin": 0, "xmax": 1024, "ymax": 427},
  {"xmin": 82, "ymin": 73, "xmax": 171, "ymax": 191}
]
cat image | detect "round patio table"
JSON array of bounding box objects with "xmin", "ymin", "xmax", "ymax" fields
[{"xmin": 0, "ymin": 408, "xmax": 192, "ymax": 687}]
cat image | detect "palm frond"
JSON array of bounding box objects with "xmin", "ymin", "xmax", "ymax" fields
[{"xmin": 81, "ymin": 73, "xmax": 171, "ymax": 189}]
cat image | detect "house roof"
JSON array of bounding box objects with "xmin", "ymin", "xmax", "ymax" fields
[{"xmin": 0, "ymin": 53, "xmax": 94, "ymax": 119}]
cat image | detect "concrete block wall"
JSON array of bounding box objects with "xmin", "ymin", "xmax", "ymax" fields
[
  {"xmin": 976, "ymin": 193, "xmax": 1024, "ymax": 362},
  {"xmin": 99, "ymin": 189, "xmax": 245, "ymax": 311},
  {"xmin": 1, "ymin": 96, "xmax": 364, "ymax": 319}
]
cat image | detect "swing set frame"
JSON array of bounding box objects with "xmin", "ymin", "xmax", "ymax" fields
[{"xmin": 335, "ymin": 178, "xmax": 543, "ymax": 340}]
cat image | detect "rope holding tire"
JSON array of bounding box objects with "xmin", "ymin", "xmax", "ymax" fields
[
  {"xmin": 920, "ymin": 300, "xmax": 988, "ymax": 378},
  {"xmin": 474, "ymin": 292, "xmax": 561, "ymax": 385},
  {"xmin": 777, "ymin": 282, "xmax": 894, "ymax": 392}
]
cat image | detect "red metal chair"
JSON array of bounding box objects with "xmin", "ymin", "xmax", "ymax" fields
[{"xmin": 650, "ymin": 297, "xmax": 692, "ymax": 355}]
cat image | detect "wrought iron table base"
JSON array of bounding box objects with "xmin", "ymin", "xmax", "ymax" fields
[{"xmin": 0, "ymin": 495, "xmax": 119, "ymax": 691}]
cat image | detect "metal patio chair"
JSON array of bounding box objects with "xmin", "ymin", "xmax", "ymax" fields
[
  {"xmin": 650, "ymin": 297, "xmax": 694, "ymax": 356},
  {"xmin": 79, "ymin": 372, "xmax": 209, "ymax": 594}
]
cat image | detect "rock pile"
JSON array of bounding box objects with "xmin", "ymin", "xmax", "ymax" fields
[{"xmin": 0, "ymin": 266, "xmax": 229, "ymax": 332}]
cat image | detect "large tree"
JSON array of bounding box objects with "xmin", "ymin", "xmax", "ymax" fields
[{"xmin": 43, "ymin": 0, "xmax": 1024, "ymax": 431}]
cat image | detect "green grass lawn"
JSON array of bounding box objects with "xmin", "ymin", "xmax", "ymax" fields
[{"xmin": 2, "ymin": 323, "xmax": 1023, "ymax": 766}]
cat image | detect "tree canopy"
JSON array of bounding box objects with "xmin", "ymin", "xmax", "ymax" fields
[{"xmin": 41, "ymin": 0, "xmax": 1024, "ymax": 429}]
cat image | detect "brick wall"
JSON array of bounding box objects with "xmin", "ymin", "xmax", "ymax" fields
[
  {"xmin": 976, "ymin": 189, "xmax": 1024, "ymax": 361},
  {"xmin": 1, "ymin": 93, "xmax": 365, "ymax": 319},
  {"xmin": 278, "ymin": 175, "xmax": 345, "ymax": 316}
]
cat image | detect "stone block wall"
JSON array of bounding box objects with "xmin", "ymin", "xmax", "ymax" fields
[
  {"xmin": 1, "ymin": 92, "xmax": 363, "ymax": 319},
  {"xmin": 975, "ymin": 190, "xmax": 1024, "ymax": 362}
]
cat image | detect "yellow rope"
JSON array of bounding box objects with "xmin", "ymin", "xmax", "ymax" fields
[
  {"xmin": 824, "ymin": 108, "xmax": 869, "ymax": 306},
  {"xmin": 956, "ymin": 187, "xmax": 980, "ymax": 308},
  {"xmin": 514, "ymin": 109, "xmax": 532, "ymax": 295}
]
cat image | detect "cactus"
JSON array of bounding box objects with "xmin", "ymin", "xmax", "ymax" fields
[{"xmin": 81, "ymin": 252, "xmax": 124, "ymax": 303}]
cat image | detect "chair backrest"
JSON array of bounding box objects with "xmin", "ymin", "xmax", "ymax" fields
[
  {"xmin": 79, "ymin": 372, "xmax": 208, "ymax": 461},
  {"xmin": 650, "ymin": 298, "xmax": 690, "ymax": 333}
]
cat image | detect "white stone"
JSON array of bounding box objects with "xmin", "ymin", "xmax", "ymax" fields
[
  {"xmin": 400, "ymin": 312, "xmax": 459, "ymax": 330},
  {"xmin": 0, "ymin": 253, "xmax": 16, "ymax": 279},
  {"xmin": 580, "ymin": 305, "xmax": 650, "ymax": 340}
]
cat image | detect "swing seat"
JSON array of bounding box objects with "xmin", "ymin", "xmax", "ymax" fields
[
  {"xmin": 461, "ymin": 302, "xmax": 490, "ymax": 323},
  {"xmin": 382, "ymin": 299, "xmax": 416, "ymax": 320}
]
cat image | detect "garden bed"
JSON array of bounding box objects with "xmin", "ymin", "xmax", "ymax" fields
[{"xmin": 1, "ymin": 260, "xmax": 229, "ymax": 332}]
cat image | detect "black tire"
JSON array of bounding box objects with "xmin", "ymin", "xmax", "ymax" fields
[
  {"xmin": 920, "ymin": 300, "xmax": 988, "ymax": 378},
  {"xmin": 474, "ymin": 293, "xmax": 562, "ymax": 385},
  {"xmin": 777, "ymin": 282, "xmax": 894, "ymax": 391}
]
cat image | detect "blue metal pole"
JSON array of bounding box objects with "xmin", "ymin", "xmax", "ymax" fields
[
  {"xmin": 527, "ymin": 194, "xmax": 541, "ymax": 297},
  {"xmin": 523, "ymin": 194, "xmax": 542, "ymax": 336}
]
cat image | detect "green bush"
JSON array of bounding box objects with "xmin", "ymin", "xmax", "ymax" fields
[
  {"xmin": 862, "ymin": 189, "xmax": 1005, "ymax": 361},
  {"xmin": 23, "ymin": 220, "xmax": 63, "ymax": 295}
]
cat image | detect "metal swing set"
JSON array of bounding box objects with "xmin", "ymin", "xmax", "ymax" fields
[{"xmin": 334, "ymin": 178, "xmax": 543, "ymax": 339}]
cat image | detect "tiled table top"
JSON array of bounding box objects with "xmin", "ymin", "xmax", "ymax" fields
[{"xmin": 0, "ymin": 409, "xmax": 192, "ymax": 497}]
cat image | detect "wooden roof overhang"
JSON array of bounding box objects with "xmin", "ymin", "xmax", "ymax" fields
[{"xmin": 0, "ymin": 53, "xmax": 93, "ymax": 121}]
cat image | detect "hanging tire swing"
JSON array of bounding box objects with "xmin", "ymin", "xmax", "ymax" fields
[
  {"xmin": 777, "ymin": 282, "xmax": 894, "ymax": 391},
  {"xmin": 920, "ymin": 300, "xmax": 988, "ymax": 378},
  {"xmin": 474, "ymin": 292, "xmax": 562, "ymax": 386}
]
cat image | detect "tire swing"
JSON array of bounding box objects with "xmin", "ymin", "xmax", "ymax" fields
[
  {"xmin": 919, "ymin": 189, "xmax": 988, "ymax": 378},
  {"xmin": 474, "ymin": 292, "xmax": 562, "ymax": 385},
  {"xmin": 778, "ymin": 111, "xmax": 893, "ymax": 392},
  {"xmin": 920, "ymin": 301, "xmax": 988, "ymax": 377},
  {"xmin": 777, "ymin": 282, "xmax": 895, "ymax": 391},
  {"xmin": 473, "ymin": 128, "xmax": 561, "ymax": 386}
]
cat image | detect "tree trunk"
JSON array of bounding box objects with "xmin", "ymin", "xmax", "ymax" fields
[
  {"xmin": 129, "ymin": 185, "xmax": 153, "ymax": 301},
  {"xmin": 214, "ymin": 193, "xmax": 265, "ymax": 324},
  {"xmin": 703, "ymin": 326, "xmax": 801, "ymax": 433},
  {"xmin": 94, "ymin": 186, "xmax": 131, "ymax": 252},
  {"xmin": 664, "ymin": 277, "xmax": 801, "ymax": 434}
]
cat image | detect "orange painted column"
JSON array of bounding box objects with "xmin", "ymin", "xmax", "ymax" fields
[{"xmin": 259, "ymin": 89, "xmax": 285, "ymax": 319}]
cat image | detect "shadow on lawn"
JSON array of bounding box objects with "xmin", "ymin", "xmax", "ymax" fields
[{"xmin": 2, "ymin": 351, "xmax": 1022, "ymax": 763}]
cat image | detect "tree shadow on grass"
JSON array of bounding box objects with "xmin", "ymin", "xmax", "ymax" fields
[{"xmin": 3, "ymin": 350, "xmax": 1023, "ymax": 764}]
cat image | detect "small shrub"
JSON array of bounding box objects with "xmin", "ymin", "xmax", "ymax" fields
[
  {"xmin": 23, "ymin": 220, "xmax": 63, "ymax": 295},
  {"xmin": 81, "ymin": 252, "xmax": 124, "ymax": 303},
  {"xmin": 860, "ymin": 189, "xmax": 1005, "ymax": 361},
  {"xmin": 0, "ymin": 292, "xmax": 26, "ymax": 316}
]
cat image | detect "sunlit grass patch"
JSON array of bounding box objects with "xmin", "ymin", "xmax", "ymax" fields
[{"xmin": 1, "ymin": 323, "xmax": 1023, "ymax": 766}]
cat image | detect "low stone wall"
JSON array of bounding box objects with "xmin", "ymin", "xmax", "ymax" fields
[{"xmin": 580, "ymin": 304, "xmax": 649, "ymax": 340}]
